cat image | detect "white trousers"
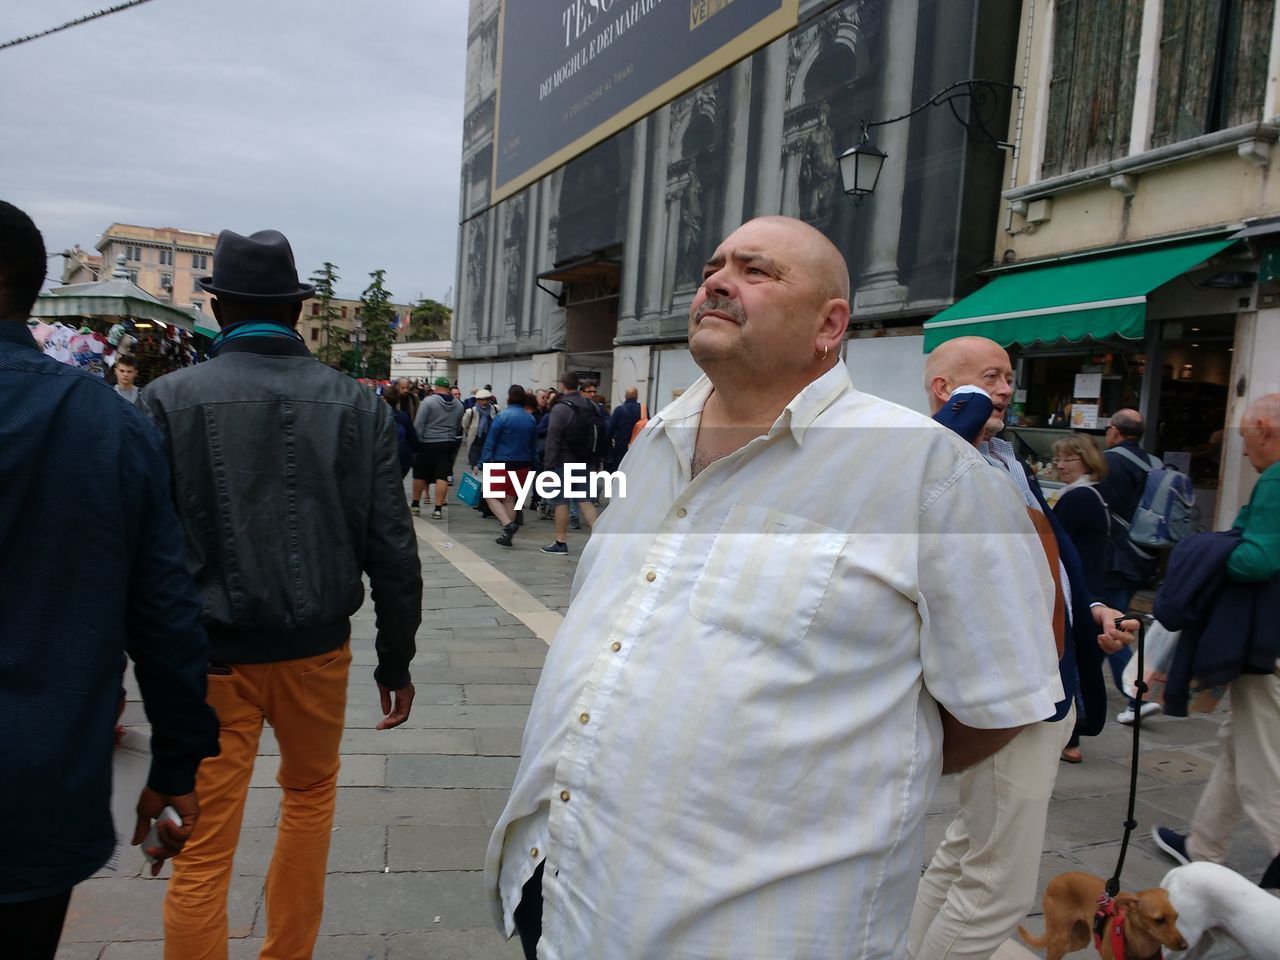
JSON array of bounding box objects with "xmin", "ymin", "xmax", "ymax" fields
[
  {"xmin": 1187, "ymin": 672, "xmax": 1280, "ymax": 863},
  {"xmin": 907, "ymin": 712, "xmax": 1073, "ymax": 960}
]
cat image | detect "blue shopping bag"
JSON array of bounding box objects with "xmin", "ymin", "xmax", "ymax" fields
[{"xmin": 456, "ymin": 471, "xmax": 482, "ymax": 508}]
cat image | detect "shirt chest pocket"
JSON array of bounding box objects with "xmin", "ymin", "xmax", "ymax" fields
[{"xmin": 689, "ymin": 505, "xmax": 848, "ymax": 646}]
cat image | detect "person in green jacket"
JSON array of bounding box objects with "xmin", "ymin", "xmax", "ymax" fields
[
  {"xmin": 1229, "ymin": 393, "xmax": 1280, "ymax": 581},
  {"xmin": 1153, "ymin": 393, "xmax": 1280, "ymax": 870}
]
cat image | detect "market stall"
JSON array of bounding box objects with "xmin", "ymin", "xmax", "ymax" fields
[{"xmin": 31, "ymin": 273, "xmax": 207, "ymax": 385}]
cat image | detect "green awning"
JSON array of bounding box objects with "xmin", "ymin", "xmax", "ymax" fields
[{"xmin": 923, "ymin": 237, "xmax": 1236, "ymax": 352}]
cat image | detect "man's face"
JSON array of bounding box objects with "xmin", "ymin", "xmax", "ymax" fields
[
  {"xmin": 478, "ymin": 395, "xmax": 491, "ymax": 406},
  {"xmin": 688, "ymin": 219, "xmax": 829, "ymax": 376},
  {"xmin": 946, "ymin": 342, "xmax": 1014, "ymax": 439},
  {"xmin": 582, "ymin": 385, "xmax": 598, "ymax": 400},
  {"xmin": 537, "ymin": 390, "xmax": 549, "ymax": 409},
  {"xmin": 116, "ymin": 364, "xmax": 137, "ymax": 388},
  {"xmin": 451, "ymin": 388, "xmax": 461, "ymax": 399}
]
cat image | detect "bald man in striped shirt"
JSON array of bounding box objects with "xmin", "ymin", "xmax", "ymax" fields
[{"xmin": 486, "ymin": 217, "xmax": 1064, "ymax": 960}]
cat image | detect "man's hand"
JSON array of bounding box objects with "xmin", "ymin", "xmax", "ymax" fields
[
  {"xmin": 1092, "ymin": 605, "xmax": 1140, "ymax": 654},
  {"xmin": 132, "ymin": 786, "xmax": 199, "ymax": 876},
  {"xmin": 377, "ymin": 682, "xmax": 415, "ymax": 730}
]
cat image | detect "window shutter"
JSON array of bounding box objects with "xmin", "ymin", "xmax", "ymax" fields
[
  {"xmin": 1153, "ymin": 0, "xmax": 1229, "ymax": 145},
  {"xmin": 1043, "ymin": 0, "xmax": 1079, "ymax": 178},
  {"xmin": 1224, "ymin": 0, "xmax": 1274, "ymax": 127},
  {"xmin": 1043, "ymin": 0, "xmax": 1144, "ymax": 175}
]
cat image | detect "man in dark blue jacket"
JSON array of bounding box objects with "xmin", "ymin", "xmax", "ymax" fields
[
  {"xmin": 0, "ymin": 200, "xmax": 219, "ymax": 956},
  {"xmin": 607, "ymin": 387, "xmax": 644, "ymax": 470}
]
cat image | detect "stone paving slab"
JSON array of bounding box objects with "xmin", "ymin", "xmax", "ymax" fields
[
  {"xmin": 387, "ymin": 929, "xmax": 526, "ymax": 959},
  {"xmin": 318, "ymin": 871, "xmax": 494, "ymax": 934},
  {"xmin": 332, "ymin": 787, "xmax": 509, "ymax": 827},
  {"xmin": 388, "ymin": 825, "xmax": 494, "ymax": 872},
  {"xmin": 387, "ymin": 755, "xmax": 521, "ymax": 789}
]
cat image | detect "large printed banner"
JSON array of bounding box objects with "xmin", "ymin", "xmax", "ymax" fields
[{"xmin": 492, "ymin": 0, "xmax": 800, "ymax": 203}]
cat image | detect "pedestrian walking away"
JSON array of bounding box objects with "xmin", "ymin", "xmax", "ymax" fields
[
  {"xmin": 412, "ymin": 376, "xmax": 465, "ymax": 519},
  {"xmin": 482, "ymin": 384, "xmax": 538, "ymax": 547},
  {"xmin": 538, "ymin": 371, "xmax": 603, "ymax": 554},
  {"xmin": 1096, "ymin": 408, "xmax": 1165, "ymax": 724},
  {"xmin": 486, "ymin": 216, "xmax": 1067, "ymax": 960},
  {"xmin": 606, "ymin": 386, "xmax": 644, "ymax": 470},
  {"xmin": 0, "ymin": 200, "xmax": 219, "ymax": 960},
  {"xmin": 139, "ymin": 227, "xmax": 422, "ymax": 960}
]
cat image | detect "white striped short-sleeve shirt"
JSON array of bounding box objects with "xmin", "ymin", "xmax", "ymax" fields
[{"xmin": 486, "ymin": 362, "xmax": 1062, "ymax": 959}]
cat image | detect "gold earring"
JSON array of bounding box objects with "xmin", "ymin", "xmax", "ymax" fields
[{"xmin": 821, "ymin": 345, "xmax": 828, "ymax": 360}]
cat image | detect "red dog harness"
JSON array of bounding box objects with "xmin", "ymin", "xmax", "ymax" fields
[{"xmin": 1093, "ymin": 895, "xmax": 1162, "ymax": 960}]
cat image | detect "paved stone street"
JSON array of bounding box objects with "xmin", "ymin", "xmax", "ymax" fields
[{"xmin": 59, "ymin": 488, "xmax": 1270, "ymax": 959}]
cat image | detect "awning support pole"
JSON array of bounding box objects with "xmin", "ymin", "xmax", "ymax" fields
[{"xmin": 1139, "ymin": 318, "xmax": 1162, "ymax": 451}]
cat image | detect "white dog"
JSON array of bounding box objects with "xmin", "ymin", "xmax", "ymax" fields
[{"xmin": 1162, "ymin": 862, "xmax": 1280, "ymax": 959}]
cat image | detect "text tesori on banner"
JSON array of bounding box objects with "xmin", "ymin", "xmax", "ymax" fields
[{"xmin": 481, "ymin": 463, "xmax": 627, "ymax": 511}]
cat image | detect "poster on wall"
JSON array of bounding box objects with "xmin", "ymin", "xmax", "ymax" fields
[
  {"xmin": 1071, "ymin": 403, "xmax": 1099, "ymax": 430},
  {"xmin": 492, "ymin": 0, "xmax": 801, "ymax": 203}
]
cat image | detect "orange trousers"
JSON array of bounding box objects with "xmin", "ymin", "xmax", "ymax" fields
[{"xmin": 164, "ymin": 643, "xmax": 351, "ymax": 960}]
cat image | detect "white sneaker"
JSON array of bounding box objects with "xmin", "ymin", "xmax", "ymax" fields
[{"xmin": 1117, "ymin": 701, "xmax": 1161, "ymax": 725}]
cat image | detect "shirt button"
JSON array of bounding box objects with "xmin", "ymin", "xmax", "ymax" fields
[
  {"xmin": 645, "ymin": 570, "xmax": 657, "ymax": 582},
  {"xmin": 560, "ymin": 790, "xmax": 571, "ymax": 802},
  {"xmin": 531, "ymin": 847, "xmax": 539, "ymax": 858},
  {"xmin": 676, "ymin": 506, "xmax": 687, "ymax": 518},
  {"xmin": 611, "ymin": 641, "xmax": 622, "ymax": 652},
  {"xmin": 579, "ymin": 712, "xmax": 590, "ymax": 724}
]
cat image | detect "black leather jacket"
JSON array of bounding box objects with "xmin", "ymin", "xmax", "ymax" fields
[{"xmin": 141, "ymin": 345, "xmax": 421, "ymax": 688}]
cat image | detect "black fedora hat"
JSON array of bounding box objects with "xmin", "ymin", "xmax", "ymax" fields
[{"xmin": 197, "ymin": 229, "xmax": 315, "ymax": 303}]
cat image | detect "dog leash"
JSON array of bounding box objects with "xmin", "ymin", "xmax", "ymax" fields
[
  {"xmin": 1090, "ymin": 619, "xmax": 1156, "ymax": 959},
  {"xmin": 1106, "ymin": 617, "xmax": 1147, "ymax": 899}
]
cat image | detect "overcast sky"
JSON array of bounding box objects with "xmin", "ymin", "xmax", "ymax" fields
[{"xmin": 0, "ymin": 0, "xmax": 466, "ymax": 304}]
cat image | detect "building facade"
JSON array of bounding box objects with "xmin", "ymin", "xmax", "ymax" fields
[
  {"xmin": 453, "ymin": 0, "xmax": 1022, "ymax": 407},
  {"xmin": 925, "ymin": 0, "xmax": 1280, "ymax": 528},
  {"xmin": 65, "ymin": 224, "xmax": 222, "ymax": 315},
  {"xmin": 297, "ymin": 297, "xmax": 419, "ymax": 355}
]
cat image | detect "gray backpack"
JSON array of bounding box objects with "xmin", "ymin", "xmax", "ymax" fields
[{"xmin": 1110, "ymin": 447, "xmax": 1196, "ymax": 550}]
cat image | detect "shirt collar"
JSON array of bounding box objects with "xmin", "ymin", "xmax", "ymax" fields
[
  {"xmin": 652, "ymin": 360, "xmax": 852, "ymax": 446},
  {"xmin": 0, "ymin": 322, "xmax": 39, "ymax": 351}
]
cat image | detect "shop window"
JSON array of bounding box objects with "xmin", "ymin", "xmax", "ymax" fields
[
  {"xmin": 1041, "ymin": 0, "xmax": 1144, "ymax": 178},
  {"xmin": 1150, "ymin": 0, "xmax": 1274, "ymax": 147}
]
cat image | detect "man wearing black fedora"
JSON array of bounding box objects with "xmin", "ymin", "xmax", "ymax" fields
[{"xmin": 140, "ymin": 229, "xmax": 422, "ymax": 959}]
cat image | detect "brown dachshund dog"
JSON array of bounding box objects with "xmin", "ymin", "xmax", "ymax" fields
[{"xmin": 1018, "ymin": 871, "xmax": 1189, "ymax": 959}]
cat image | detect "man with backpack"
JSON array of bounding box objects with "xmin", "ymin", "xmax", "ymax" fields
[
  {"xmin": 1097, "ymin": 408, "xmax": 1196, "ymax": 723},
  {"xmin": 540, "ymin": 372, "xmax": 604, "ymax": 555},
  {"xmin": 1098, "ymin": 409, "xmax": 1159, "ymax": 607}
]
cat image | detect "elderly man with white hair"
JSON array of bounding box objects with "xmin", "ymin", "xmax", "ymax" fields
[{"xmin": 1153, "ymin": 393, "xmax": 1280, "ymax": 870}]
